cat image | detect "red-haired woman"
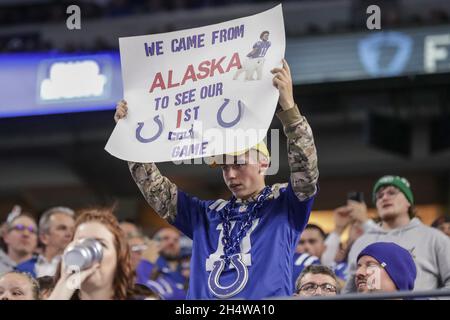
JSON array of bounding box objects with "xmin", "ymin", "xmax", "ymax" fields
[{"xmin": 48, "ymin": 208, "xmax": 138, "ymax": 300}]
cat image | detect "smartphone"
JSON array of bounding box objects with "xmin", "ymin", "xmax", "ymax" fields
[{"xmin": 347, "ymin": 191, "xmax": 364, "ymax": 203}]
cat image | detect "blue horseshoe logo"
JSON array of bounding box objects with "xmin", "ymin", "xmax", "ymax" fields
[
  {"xmin": 135, "ymin": 115, "xmax": 163, "ymax": 143},
  {"xmin": 217, "ymin": 99, "xmax": 244, "ymax": 128},
  {"xmin": 207, "ymin": 254, "xmax": 249, "ymax": 299}
]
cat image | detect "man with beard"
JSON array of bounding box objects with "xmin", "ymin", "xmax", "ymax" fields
[
  {"xmin": 343, "ymin": 175, "xmax": 450, "ymax": 293},
  {"xmin": 136, "ymin": 227, "xmax": 188, "ymax": 300},
  {"xmin": 355, "ymin": 242, "xmax": 416, "ymax": 294}
]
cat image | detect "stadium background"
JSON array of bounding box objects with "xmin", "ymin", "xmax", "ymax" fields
[{"xmin": 0, "ymin": 0, "xmax": 449, "ymax": 241}]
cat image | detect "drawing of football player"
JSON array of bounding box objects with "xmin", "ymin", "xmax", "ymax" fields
[{"xmin": 233, "ymin": 31, "xmax": 271, "ymax": 81}]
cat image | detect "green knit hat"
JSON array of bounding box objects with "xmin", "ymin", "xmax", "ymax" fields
[{"xmin": 372, "ymin": 175, "xmax": 414, "ymax": 205}]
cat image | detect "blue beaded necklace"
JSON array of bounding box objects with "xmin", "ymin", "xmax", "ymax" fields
[{"xmin": 217, "ymin": 186, "xmax": 272, "ymax": 268}]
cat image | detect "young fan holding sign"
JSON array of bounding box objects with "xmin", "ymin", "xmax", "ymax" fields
[{"xmin": 114, "ymin": 59, "xmax": 319, "ymax": 299}]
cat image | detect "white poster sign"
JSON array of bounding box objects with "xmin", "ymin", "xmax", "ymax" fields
[{"xmin": 105, "ymin": 5, "xmax": 285, "ymax": 163}]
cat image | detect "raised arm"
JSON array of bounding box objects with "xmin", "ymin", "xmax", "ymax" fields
[
  {"xmin": 272, "ymin": 60, "xmax": 319, "ymax": 201},
  {"xmin": 128, "ymin": 162, "xmax": 178, "ymax": 223},
  {"xmin": 114, "ymin": 100, "xmax": 178, "ymax": 223}
]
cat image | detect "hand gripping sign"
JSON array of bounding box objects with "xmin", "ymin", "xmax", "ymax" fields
[{"xmin": 105, "ymin": 5, "xmax": 286, "ymax": 163}]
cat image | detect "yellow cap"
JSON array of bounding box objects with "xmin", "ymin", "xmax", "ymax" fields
[{"xmin": 208, "ymin": 141, "xmax": 270, "ymax": 168}]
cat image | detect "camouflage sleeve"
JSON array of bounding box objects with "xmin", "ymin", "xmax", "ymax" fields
[
  {"xmin": 276, "ymin": 105, "xmax": 319, "ymax": 201},
  {"xmin": 128, "ymin": 162, "xmax": 178, "ymax": 223}
]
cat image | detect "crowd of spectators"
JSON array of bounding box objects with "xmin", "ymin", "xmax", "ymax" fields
[{"xmin": 1, "ymin": 175, "xmax": 449, "ymax": 300}]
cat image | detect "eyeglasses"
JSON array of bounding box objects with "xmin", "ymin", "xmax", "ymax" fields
[
  {"xmin": 375, "ymin": 187, "xmax": 400, "ymax": 201},
  {"xmin": 9, "ymin": 224, "xmax": 37, "ymax": 234},
  {"xmin": 298, "ymin": 282, "xmax": 337, "ymax": 294}
]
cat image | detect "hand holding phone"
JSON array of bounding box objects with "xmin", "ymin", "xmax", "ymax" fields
[
  {"xmin": 346, "ymin": 191, "xmax": 368, "ymax": 223},
  {"xmin": 347, "ymin": 191, "xmax": 364, "ymax": 203}
]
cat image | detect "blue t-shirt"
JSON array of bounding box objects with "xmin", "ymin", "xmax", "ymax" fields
[
  {"xmin": 173, "ymin": 182, "xmax": 314, "ymax": 299},
  {"xmin": 136, "ymin": 257, "xmax": 187, "ymax": 300}
]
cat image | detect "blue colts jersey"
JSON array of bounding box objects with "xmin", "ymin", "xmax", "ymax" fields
[
  {"xmin": 247, "ymin": 40, "xmax": 271, "ymax": 58},
  {"xmin": 136, "ymin": 257, "xmax": 187, "ymax": 300},
  {"xmin": 173, "ymin": 182, "xmax": 314, "ymax": 299}
]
